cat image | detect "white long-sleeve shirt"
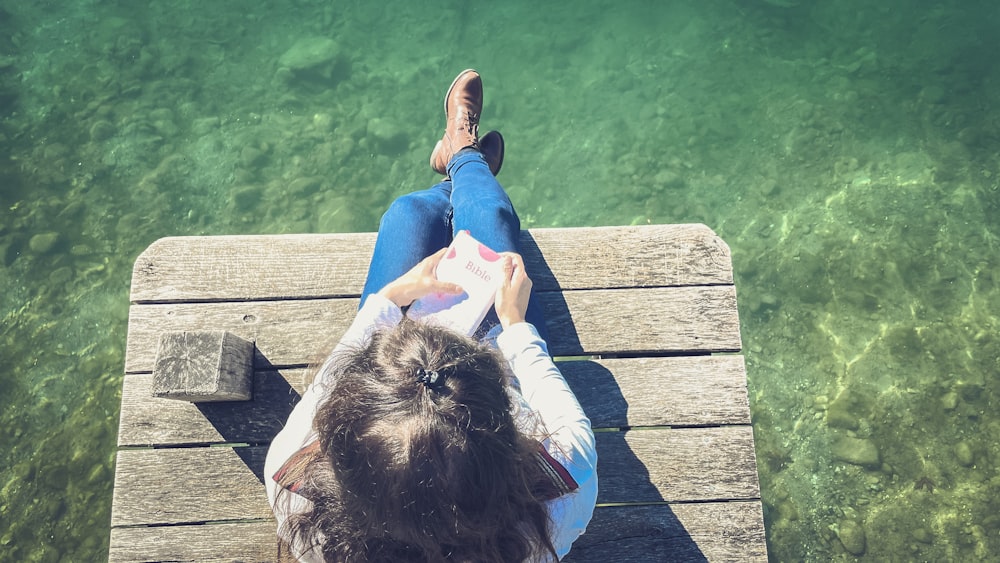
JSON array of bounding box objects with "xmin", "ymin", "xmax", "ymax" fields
[{"xmin": 264, "ymin": 293, "xmax": 598, "ymax": 561}]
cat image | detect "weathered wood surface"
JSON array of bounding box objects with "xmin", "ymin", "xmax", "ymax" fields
[
  {"xmin": 124, "ymin": 285, "xmax": 741, "ymax": 373},
  {"xmin": 567, "ymin": 503, "xmax": 768, "ymax": 562},
  {"xmin": 109, "ymin": 521, "xmax": 278, "ymax": 563},
  {"xmin": 594, "ymin": 428, "xmax": 760, "ymax": 503},
  {"xmin": 111, "ymin": 447, "xmax": 271, "ymax": 527},
  {"xmin": 111, "ymin": 225, "xmax": 766, "ymax": 562},
  {"xmin": 108, "ymin": 503, "xmax": 766, "ymax": 563},
  {"xmin": 118, "ymin": 356, "xmax": 750, "ymax": 447},
  {"xmin": 152, "ymin": 331, "xmax": 254, "ymax": 402},
  {"xmin": 111, "ymin": 427, "xmax": 759, "ymax": 527},
  {"xmin": 130, "ymin": 225, "xmax": 733, "ymax": 303}
]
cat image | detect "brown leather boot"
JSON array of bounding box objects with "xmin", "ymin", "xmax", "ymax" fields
[
  {"xmin": 479, "ymin": 130, "xmax": 504, "ymax": 176},
  {"xmin": 432, "ymin": 131, "xmax": 503, "ymax": 179},
  {"xmin": 429, "ymin": 69, "xmax": 483, "ymax": 175}
]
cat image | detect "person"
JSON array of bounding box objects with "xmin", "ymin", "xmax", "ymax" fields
[{"xmin": 264, "ymin": 69, "xmax": 598, "ymax": 562}]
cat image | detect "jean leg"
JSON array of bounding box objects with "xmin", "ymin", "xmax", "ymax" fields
[
  {"xmin": 448, "ymin": 151, "xmax": 549, "ymax": 341},
  {"xmin": 359, "ymin": 182, "xmax": 453, "ymax": 308},
  {"xmin": 448, "ymin": 151, "xmax": 520, "ymax": 253}
]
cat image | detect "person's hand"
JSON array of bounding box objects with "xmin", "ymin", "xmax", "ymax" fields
[
  {"xmin": 377, "ymin": 248, "xmax": 463, "ymax": 307},
  {"xmin": 495, "ymin": 253, "xmax": 533, "ymax": 328}
]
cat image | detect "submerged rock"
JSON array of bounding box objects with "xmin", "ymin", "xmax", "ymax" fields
[
  {"xmin": 837, "ymin": 519, "xmax": 867, "ymax": 556},
  {"xmin": 940, "ymin": 391, "xmax": 959, "ymax": 410},
  {"xmin": 826, "ymin": 405, "xmax": 859, "ymax": 431},
  {"xmin": 28, "ymin": 232, "xmax": 60, "ymax": 255},
  {"xmin": 912, "ymin": 527, "xmax": 933, "ymax": 544},
  {"xmin": 366, "ymin": 117, "xmax": 408, "ymax": 154},
  {"xmin": 191, "ymin": 117, "xmax": 220, "ymax": 136},
  {"xmin": 231, "ymin": 185, "xmax": 264, "ymax": 212},
  {"xmin": 240, "ymin": 146, "xmax": 266, "ymax": 168},
  {"xmin": 288, "ymin": 177, "xmax": 322, "ymax": 197},
  {"xmin": 89, "ymin": 119, "xmax": 115, "ymax": 142},
  {"xmin": 279, "ymin": 37, "xmax": 340, "ymax": 71},
  {"xmin": 832, "ymin": 436, "xmax": 880, "ymax": 468},
  {"xmin": 49, "ymin": 266, "xmax": 73, "ymax": 286},
  {"xmin": 276, "ymin": 37, "xmax": 350, "ymax": 87},
  {"xmin": 955, "ymin": 441, "xmax": 975, "ymax": 467},
  {"xmin": 826, "ymin": 390, "xmax": 869, "ymax": 431}
]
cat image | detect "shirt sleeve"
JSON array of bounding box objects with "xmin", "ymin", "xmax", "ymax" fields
[
  {"xmin": 264, "ymin": 294, "xmax": 403, "ymax": 514},
  {"xmin": 496, "ymin": 322, "xmax": 598, "ymax": 560}
]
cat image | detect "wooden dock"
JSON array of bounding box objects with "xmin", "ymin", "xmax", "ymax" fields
[{"xmin": 110, "ymin": 224, "xmax": 767, "ymax": 562}]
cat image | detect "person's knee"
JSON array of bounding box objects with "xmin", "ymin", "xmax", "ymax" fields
[
  {"xmin": 381, "ymin": 193, "xmax": 435, "ymax": 227},
  {"xmin": 489, "ymin": 204, "xmax": 520, "ymax": 230}
]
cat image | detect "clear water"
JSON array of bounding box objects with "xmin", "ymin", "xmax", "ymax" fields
[{"xmin": 2, "ymin": 0, "xmax": 999, "ymax": 560}]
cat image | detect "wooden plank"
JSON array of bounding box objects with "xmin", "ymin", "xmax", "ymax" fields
[
  {"xmin": 118, "ymin": 356, "xmax": 750, "ymax": 447},
  {"xmin": 124, "ymin": 298, "xmax": 354, "ymax": 374},
  {"xmin": 117, "ymin": 371, "xmax": 304, "ymax": 447},
  {"xmin": 130, "ymin": 225, "xmax": 733, "ymax": 303},
  {"xmin": 123, "ymin": 286, "xmax": 741, "ymax": 373},
  {"xmin": 565, "ymin": 356, "xmax": 750, "ymax": 428},
  {"xmin": 108, "ymin": 502, "xmax": 765, "ymax": 563},
  {"xmin": 111, "ymin": 426, "xmax": 758, "ymax": 528},
  {"xmin": 525, "ymin": 225, "xmax": 734, "ymax": 289},
  {"xmin": 595, "ymin": 427, "xmax": 760, "ymax": 503},
  {"xmin": 543, "ymin": 286, "xmax": 741, "ymax": 356},
  {"xmin": 109, "ymin": 521, "xmax": 277, "ymax": 563},
  {"xmin": 565, "ymin": 502, "xmax": 767, "ymax": 562},
  {"xmin": 110, "ymin": 447, "xmax": 271, "ymax": 527}
]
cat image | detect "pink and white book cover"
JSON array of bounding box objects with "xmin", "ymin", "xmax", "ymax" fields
[{"xmin": 407, "ymin": 230, "xmax": 505, "ymax": 336}]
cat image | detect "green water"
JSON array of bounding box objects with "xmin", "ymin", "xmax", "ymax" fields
[{"xmin": 2, "ymin": 0, "xmax": 999, "ymax": 560}]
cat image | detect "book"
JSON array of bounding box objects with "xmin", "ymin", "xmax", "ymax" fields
[{"xmin": 406, "ymin": 230, "xmax": 505, "ymax": 336}]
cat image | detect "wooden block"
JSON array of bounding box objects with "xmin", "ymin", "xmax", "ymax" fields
[{"xmin": 152, "ymin": 331, "xmax": 253, "ymax": 402}]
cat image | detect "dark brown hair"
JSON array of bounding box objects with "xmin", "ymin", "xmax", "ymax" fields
[{"xmin": 280, "ymin": 319, "xmax": 559, "ymax": 562}]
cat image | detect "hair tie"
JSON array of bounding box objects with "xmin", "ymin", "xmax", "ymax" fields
[{"xmin": 416, "ymin": 368, "xmax": 445, "ymax": 389}]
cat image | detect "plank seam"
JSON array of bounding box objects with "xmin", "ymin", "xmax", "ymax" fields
[
  {"xmin": 112, "ymin": 517, "xmax": 274, "ymax": 530},
  {"xmin": 130, "ymin": 282, "xmax": 735, "ymax": 306},
  {"xmin": 119, "ymin": 426, "xmax": 754, "ymax": 449},
  {"xmin": 596, "ymin": 497, "xmax": 763, "ymax": 508},
  {"xmin": 593, "ymin": 424, "xmax": 753, "ymax": 433}
]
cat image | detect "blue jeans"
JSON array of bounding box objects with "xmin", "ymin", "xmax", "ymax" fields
[{"xmin": 360, "ymin": 150, "xmax": 548, "ymax": 340}]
